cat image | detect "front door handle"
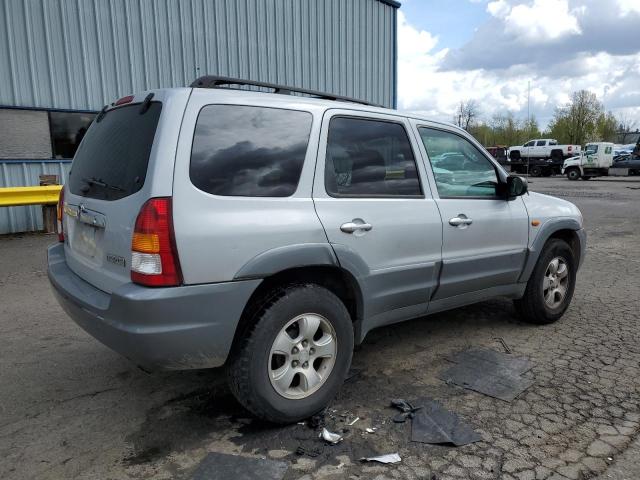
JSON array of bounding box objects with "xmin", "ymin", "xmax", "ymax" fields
[
  {"xmin": 340, "ymin": 221, "xmax": 373, "ymax": 234},
  {"xmin": 449, "ymin": 215, "xmax": 473, "ymax": 227}
]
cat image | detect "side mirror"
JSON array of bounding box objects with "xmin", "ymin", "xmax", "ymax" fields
[{"xmin": 507, "ymin": 175, "xmax": 528, "ymax": 197}]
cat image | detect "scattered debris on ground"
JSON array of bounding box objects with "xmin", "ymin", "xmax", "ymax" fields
[
  {"xmin": 390, "ymin": 398, "xmax": 422, "ymax": 423},
  {"xmin": 319, "ymin": 428, "xmax": 343, "ymax": 445},
  {"xmin": 190, "ymin": 452, "xmax": 288, "ymax": 480},
  {"xmin": 439, "ymin": 347, "xmax": 534, "ymax": 401},
  {"xmin": 361, "ymin": 453, "xmax": 401, "ymax": 464},
  {"xmin": 411, "ymin": 398, "xmax": 481, "ymax": 446}
]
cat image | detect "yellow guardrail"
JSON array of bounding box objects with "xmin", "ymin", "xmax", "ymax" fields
[{"xmin": 0, "ymin": 185, "xmax": 63, "ymax": 207}]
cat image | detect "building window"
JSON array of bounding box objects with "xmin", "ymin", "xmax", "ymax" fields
[
  {"xmin": 0, "ymin": 109, "xmax": 52, "ymax": 159},
  {"xmin": 49, "ymin": 111, "xmax": 96, "ymax": 159}
]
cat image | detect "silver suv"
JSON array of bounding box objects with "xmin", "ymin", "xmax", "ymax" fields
[{"xmin": 48, "ymin": 77, "xmax": 586, "ymax": 423}]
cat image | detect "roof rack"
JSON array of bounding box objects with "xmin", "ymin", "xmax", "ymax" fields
[{"xmin": 190, "ymin": 75, "xmax": 381, "ymax": 107}]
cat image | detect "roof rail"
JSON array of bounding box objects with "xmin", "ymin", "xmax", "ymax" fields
[{"xmin": 190, "ymin": 75, "xmax": 381, "ymax": 107}]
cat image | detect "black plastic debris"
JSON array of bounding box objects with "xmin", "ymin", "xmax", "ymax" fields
[
  {"xmin": 390, "ymin": 398, "xmax": 422, "ymax": 423},
  {"xmin": 191, "ymin": 452, "xmax": 288, "ymax": 480},
  {"xmin": 439, "ymin": 348, "xmax": 534, "ymax": 402},
  {"xmin": 411, "ymin": 399, "xmax": 481, "ymax": 446}
]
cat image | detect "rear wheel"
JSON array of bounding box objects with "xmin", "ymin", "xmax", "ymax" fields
[
  {"xmin": 514, "ymin": 239, "xmax": 576, "ymax": 324},
  {"xmin": 530, "ymin": 166, "xmax": 542, "ymax": 177},
  {"xmin": 227, "ymin": 284, "xmax": 354, "ymax": 424}
]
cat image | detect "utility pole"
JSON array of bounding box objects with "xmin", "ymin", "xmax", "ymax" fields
[{"xmin": 526, "ymin": 81, "xmax": 531, "ymax": 177}]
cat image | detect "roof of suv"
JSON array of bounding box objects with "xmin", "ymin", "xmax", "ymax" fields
[{"xmin": 186, "ymin": 84, "xmax": 461, "ymax": 133}]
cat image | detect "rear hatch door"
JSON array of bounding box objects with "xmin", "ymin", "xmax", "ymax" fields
[{"xmin": 62, "ymin": 89, "xmax": 190, "ymax": 293}]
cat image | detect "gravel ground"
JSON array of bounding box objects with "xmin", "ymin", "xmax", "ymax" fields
[{"xmin": 1, "ymin": 176, "xmax": 639, "ymax": 480}]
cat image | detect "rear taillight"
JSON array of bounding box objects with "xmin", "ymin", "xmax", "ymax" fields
[
  {"xmin": 131, "ymin": 198, "xmax": 182, "ymax": 287},
  {"xmin": 568, "ymin": 145, "xmax": 572, "ymax": 152},
  {"xmin": 57, "ymin": 187, "xmax": 65, "ymax": 242}
]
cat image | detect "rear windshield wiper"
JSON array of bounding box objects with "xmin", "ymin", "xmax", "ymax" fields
[{"xmin": 81, "ymin": 177, "xmax": 125, "ymax": 192}]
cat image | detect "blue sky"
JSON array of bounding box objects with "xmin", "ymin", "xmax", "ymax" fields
[
  {"xmin": 400, "ymin": 0, "xmax": 490, "ymax": 50},
  {"xmin": 396, "ymin": 0, "xmax": 640, "ymax": 131}
]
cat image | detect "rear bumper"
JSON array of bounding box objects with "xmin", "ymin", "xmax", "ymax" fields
[{"xmin": 47, "ymin": 243, "xmax": 260, "ymax": 370}]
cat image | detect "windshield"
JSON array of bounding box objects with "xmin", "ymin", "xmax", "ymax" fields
[
  {"xmin": 68, "ymin": 102, "xmax": 162, "ymax": 201},
  {"xmin": 585, "ymin": 144, "xmax": 598, "ymax": 155}
]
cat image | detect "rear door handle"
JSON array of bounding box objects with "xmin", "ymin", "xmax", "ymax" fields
[
  {"xmin": 340, "ymin": 221, "xmax": 373, "ymax": 234},
  {"xmin": 449, "ymin": 215, "xmax": 473, "ymax": 227}
]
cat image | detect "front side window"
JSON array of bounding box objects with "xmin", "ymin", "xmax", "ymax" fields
[
  {"xmin": 324, "ymin": 117, "xmax": 421, "ymax": 197},
  {"xmin": 585, "ymin": 144, "xmax": 599, "ymax": 155},
  {"xmin": 525, "ymin": 141, "xmax": 535, "ymax": 147},
  {"xmin": 418, "ymin": 127, "xmax": 498, "ymax": 198},
  {"xmin": 190, "ymin": 105, "xmax": 312, "ymax": 197}
]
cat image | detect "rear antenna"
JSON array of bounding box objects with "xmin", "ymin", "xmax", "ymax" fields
[
  {"xmin": 139, "ymin": 93, "xmax": 155, "ymax": 114},
  {"xmin": 96, "ymin": 105, "xmax": 108, "ymax": 123}
]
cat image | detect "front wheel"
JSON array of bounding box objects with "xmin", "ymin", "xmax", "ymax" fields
[
  {"xmin": 227, "ymin": 284, "xmax": 354, "ymax": 424},
  {"xmin": 514, "ymin": 239, "xmax": 576, "ymax": 324},
  {"xmin": 566, "ymin": 168, "xmax": 580, "ymax": 181}
]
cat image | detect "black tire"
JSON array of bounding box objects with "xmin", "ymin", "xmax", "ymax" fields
[
  {"xmin": 227, "ymin": 284, "xmax": 354, "ymax": 424},
  {"xmin": 566, "ymin": 168, "xmax": 580, "ymax": 181},
  {"xmin": 514, "ymin": 239, "xmax": 576, "ymax": 324},
  {"xmin": 530, "ymin": 166, "xmax": 542, "ymax": 177}
]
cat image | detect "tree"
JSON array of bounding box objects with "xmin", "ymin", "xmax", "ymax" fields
[
  {"xmin": 454, "ymin": 100, "xmax": 480, "ymax": 131},
  {"xmin": 547, "ymin": 90, "xmax": 603, "ymax": 145},
  {"xmin": 596, "ymin": 111, "xmax": 618, "ymax": 143}
]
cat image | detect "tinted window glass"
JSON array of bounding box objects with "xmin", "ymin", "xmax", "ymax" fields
[
  {"xmin": 50, "ymin": 111, "xmax": 96, "ymax": 159},
  {"xmin": 190, "ymin": 105, "xmax": 312, "ymax": 197},
  {"xmin": 68, "ymin": 102, "xmax": 162, "ymax": 201},
  {"xmin": 536, "ymin": 140, "xmax": 546, "ymax": 146},
  {"xmin": 419, "ymin": 127, "xmax": 498, "ymax": 198},
  {"xmin": 325, "ymin": 117, "xmax": 421, "ymax": 196},
  {"xmin": 524, "ymin": 141, "xmax": 535, "ymax": 147}
]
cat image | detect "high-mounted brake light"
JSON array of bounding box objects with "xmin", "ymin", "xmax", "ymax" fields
[
  {"xmin": 115, "ymin": 95, "xmax": 135, "ymax": 106},
  {"xmin": 57, "ymin": 187, "xmax": 65, "ymax": 242},
  {"xmin": 131, "ymin": 198, "xmax": 182, "ymax": 287}
]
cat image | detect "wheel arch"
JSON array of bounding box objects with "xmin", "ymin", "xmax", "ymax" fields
[
  {"xmin": 518, "ymin": 220, "xmax": 584, "ymax": 283},
  {"xmin": 229, "ymin": 264, "xmax": 365, "ymax": 359}
]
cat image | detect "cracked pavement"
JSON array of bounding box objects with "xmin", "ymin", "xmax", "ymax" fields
[{"xmin": 0, "ymin": 176, "xmax": 639, "ymax": 479}]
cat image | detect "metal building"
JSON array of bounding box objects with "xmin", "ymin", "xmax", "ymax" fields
[{"xmin": 0, "ymin": 0, "xmax": 400, "ymax": 234}]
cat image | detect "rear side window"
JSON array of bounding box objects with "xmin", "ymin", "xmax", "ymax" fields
[
  {"xmin": 190, "ymin": 105, "xmax": 312, "ymax": 197},
  {"xmin": 68, "ymin": 102, "xmax": 162, "ymax": 201},
  {"xmin": 324, "ymin": 117, "xmax": 421, "ymax": 197}
]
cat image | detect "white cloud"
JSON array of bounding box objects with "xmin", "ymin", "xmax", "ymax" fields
[
  {"xmin": 617, "ymin": 0, "xmax": 640, "ymax": 16},
  {"xmin": 396, "ymin": 9, "xmax": 640, "ymax": 129},
  {"xmin": 504, "ymin": 0, "xmax": 582, "ymax": 41}
]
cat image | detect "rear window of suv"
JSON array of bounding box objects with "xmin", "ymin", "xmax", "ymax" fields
[
  {"xmin": 68, "ymin": 102, "xmax": 162, "ymax": 201},
  {"xmin": 190, "ymin": 105, "xmax": 312, "ymax": 197}
]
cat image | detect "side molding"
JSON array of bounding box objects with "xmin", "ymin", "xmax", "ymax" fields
[
  {"xmin": 518, "ymin": 217, "xmax": 582, "ymax": 283},
  {"xmin": 234, "ymin": 243, "xmax": 339, "ymax": 280}
]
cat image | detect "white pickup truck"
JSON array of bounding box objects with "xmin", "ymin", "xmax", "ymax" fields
[{"xmin": 508, "ymin": 139, "xmax": 581, "ymax": 177}]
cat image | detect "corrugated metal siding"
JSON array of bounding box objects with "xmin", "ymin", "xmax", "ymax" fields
[
  {"xmin": 0, "ymin": 0, "xmax": 397, "ymax": 111},
  {"xmin": 0, "ymin": 0, "xmax": 397, "ymax": 234},
  {"xmin": 0, "ymin": 160, "xmax": 70, "ymax": 234}
]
